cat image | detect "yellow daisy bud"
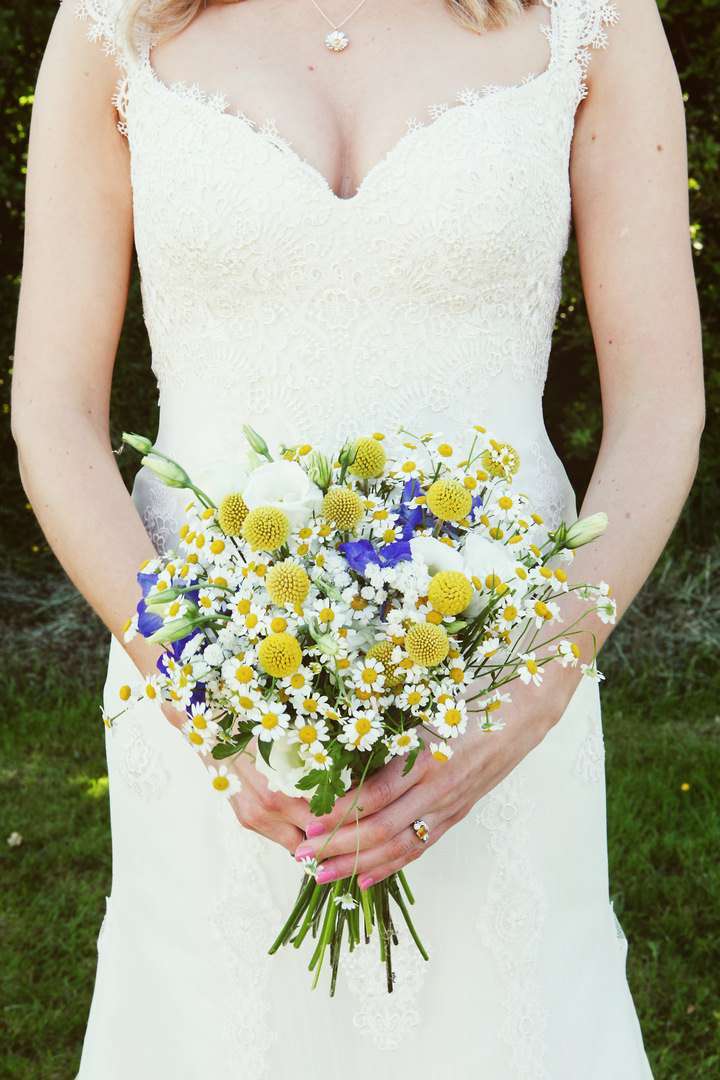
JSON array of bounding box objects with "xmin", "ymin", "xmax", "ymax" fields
[
  {"xmin": 427, "ymin": 570, "xmax": 473, "ymax": 616},
  {"xmin": 218, "ymin": 492, "xmax": 249, "ymax": 536}
]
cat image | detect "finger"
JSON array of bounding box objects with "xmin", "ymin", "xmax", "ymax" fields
[
  {"xmin": 296, "ymin": 777, "xmax": 452, "ymax": 863},
  {"xmin": 234, "ymin": 751, "xmax": 311, "ymax": 831},
  {"xmin": 357, "ymin": 815, "xmax": 458, "ymax": 889},
  {"xmin": 303, "ymin": 753, "xmax": 427, "ymax": 838},
  {"xmin": 230, "ymin": 793, "xmax": 304, "ymax": 853},
  {"xmin": 312, "ymin": 805, "xmax": 449, "ymax": 885}
]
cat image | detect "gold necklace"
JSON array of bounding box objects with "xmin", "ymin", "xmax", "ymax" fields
[{"xmin": 307, "ymin": 0, "xmax": 372, "ymax": 52}]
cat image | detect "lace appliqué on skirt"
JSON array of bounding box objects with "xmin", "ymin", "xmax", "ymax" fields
[{"xmin": 343, "ymin": 927, "xmax": 428, "ymax": 1051}]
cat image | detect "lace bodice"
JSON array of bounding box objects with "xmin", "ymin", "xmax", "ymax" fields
[{"xmin": 76, "ymin": 0, "xmax": 620, "ymax": 549}]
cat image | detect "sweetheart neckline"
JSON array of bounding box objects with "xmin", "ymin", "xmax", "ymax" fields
[
  {"xmin": 138, "ymin": 58, "xmax": 577, "ymax": 207},
  {"xmin": 134, "ymin": 3, "xmax": 568, "ymax": 206}
]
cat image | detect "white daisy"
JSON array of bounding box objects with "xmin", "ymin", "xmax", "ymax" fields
[
  {"xmin": 252, "ymin": 704, "xmax": 291, "ymax": 743},
  {"xmin": 385, "ymin": 728, "xmax": 420, "ymax": 757},
  {"xmin": 207, "ymin": 764, "xmax": 241, "ymax": 798},
  {"xmin": 337, "ymin": 711, "xmax": 383, "ymax": 752},
  {"xmin": 433, "ymin": 698, "xmax": 468, "ymax": 739},
  {"xmin": 288, "ymin": 716, "xmax": 330, "ymax": 750},
  {"xmin": 518, "ymin": 653, "xmax": 544, "ymax": 686},
  {"xmin": 581, "ymin": 662, "xmax": 605, "ymax": 683},
  {"xmin": 429, "ymin": 740, "xmax": 454, "ymax": 763}
]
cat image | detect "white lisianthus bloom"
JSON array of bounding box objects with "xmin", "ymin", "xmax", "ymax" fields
[
  {"xmin": 242, "ymin": 460, "xmax": 323, "ymax": 530},
  {"xmin": 409, "ymin": 536, "xmax": 464, "ymax": 576},
  {"xmin": 254, "ymin": 731, "xmax": 312, "ymax": 798},
  {"xmin": 563, "ymin": 512, "xmax": 608, "ymax": 550},
  {"xmin": 192, "ymin": 453, "xmax": 258, "ymax": 506}
]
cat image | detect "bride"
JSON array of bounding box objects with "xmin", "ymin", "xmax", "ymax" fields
[{"xmin": 12, "ymin": 0, "xmax": 703, "ymax": 1076}]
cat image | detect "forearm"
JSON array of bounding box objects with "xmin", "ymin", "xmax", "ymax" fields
[{"xmin": 14, "ymin": 404, "xmax": 162, "ymax": 681}]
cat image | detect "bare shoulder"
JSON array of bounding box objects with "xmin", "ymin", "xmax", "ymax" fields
[
  {"xmin": 580, "ymin": 0, "xmax": 683, "ymax": 122},
  {"xmin": 37, "ymin": 0, "xmax": 127, "ymax": 129}
]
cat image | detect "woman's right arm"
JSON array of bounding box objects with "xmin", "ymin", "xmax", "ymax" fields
[
  {"xmin": 11, "ymin": 4, "xmax": 164, "ymax": 681},
  {"xmin": 11, "ymin": 5, "xmax": 310, "ymax": 852}
]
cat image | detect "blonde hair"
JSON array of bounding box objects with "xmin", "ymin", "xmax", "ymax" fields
[{"xmin": 126, "ymin": 0, "xmax": 531, "ymax": 43}]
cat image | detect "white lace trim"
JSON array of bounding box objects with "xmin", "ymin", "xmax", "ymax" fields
[
  {"xmin": 475, "ymin": 770, "xmax": 549, "ymax": 1080},
  {"xmin": 343, "ymin": 926, "xmax": 428, "ymax": 1050}
]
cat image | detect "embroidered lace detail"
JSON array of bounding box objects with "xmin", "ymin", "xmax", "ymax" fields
[
  {"xmin": 475, "ymin": 770, "xmax": 549, "ymax": 1080},
  {"xmin": 344, "ymin": 927, "xmax": 428, "ymax": 1050},
  {"xmin": 135, "ymin": 479, "xmax": 185, "ymax": 556},
  {"xmin": 558, "ymin": 0, "xmax": 622, "ymax": 105},
  {"xmin": 209, "ymin": 821, "xmax": 281, "ymax": 1079},
  {"xmin": 574, "ymin": 722, "xmax": 606, "ymax": 784},
  {"xmin": 74, "ymin": 0, "xmax": 133, "ymax": 135},
  {"xmin": 116, "ymin": 716, "xmax": 169, "ymax": 800}
]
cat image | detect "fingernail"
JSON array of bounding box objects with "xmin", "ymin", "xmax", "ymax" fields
[
  {"xmin": 316, "ymin": 867, "xmax": 337, "ymax": 884},
  {"xmin": 358, "ymin": 875, "xmax": 374, "ymax": 890},
  {"xmin": 305, "ymin": 821, "xmax": 325, "ymax": 838},
  {"xmin": 294, "ymin": 845, "xmax": 314, "ymax": 861}
]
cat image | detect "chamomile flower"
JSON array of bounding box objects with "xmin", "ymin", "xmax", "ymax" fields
[
  {"xmin": 429, "ymin": 740, "xmax": 454, "ymax": 763},
  {"xmin": 385, "ymin": 728, "xmax": 420, "ymax": 757},
  {"xmin": 581, "ymin": 662, "xmax": 605, "ymax": 683},
  {"xmin": 294, "ymin": 693, "xmax": 331, "ymax": 719},
  {"xmin": 433, "ymin": 698, "xmax": 468, "ymax": 739},
  {"xmin": 279, "ymin": 664, "xmax": 315, "ymax": 698},
  {"xmin": 223, "ymin": 653, "xmax": 260, "ymax": 692},
  {"xmin": 556, "ymin": 639, "xmax": 581, "ymax": 667},
  {"xmin": 298, "ymin": 856, "xmax": 323, "ymax": 879},
  {"xmin": 352, "ymin": 656, "xmax": 386, "ymax": 694},
  {"xmin": 303, "ymin": 744, "xmax": 333, "ymax": 770},
  {"xmin": 518, "ymin": 653, "xmax": 544, "ymax": 686},
  {"xmin": 288, "ymin": 715, "xmax": 330, "ymax": 749},
  {"xmin": 310, "ymin": 596, "xmax": 350, "ymax": 630},
  {"xmin": 183, "ymin": 716, "xmax": 218, "ymax": 755},
  {"xmin": 207, "ymin": 765, "xmax": 241, "ymax": 798},
  {"xmin": 338, "ymin": 710, "xmax": 383, "ymax": 752},
  {"xmin": 196, "ymin": 587, "xmax": 224, "ymax": 615},
  {"xmin": 395, "ymin": 683, "xmax": 430, "ymax": 715},
  {"xmin": 526, "ymin": 597, "xmax": 562, "ymax": 630},
  {"xmin": 334, "ymin": 893, "xmax": 359, "ymax": 910},
  {"xmin": 161, "ymin": 598, "xmax": 192, "ymax": 624},
  {"xmin": 596, "ymin": 595, "xmax": 617, "ymax": 625},
  {"xmin": 252, "ymin": 704, "xmax": 290, "ymax": 742},
  {"xmin": 122, "ymin": 613, "xmax": 138, "ymax": 643}
]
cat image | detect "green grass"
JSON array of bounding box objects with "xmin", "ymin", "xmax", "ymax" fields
[{"xmin": 1, "ymin": 667, "xmax": 718, "ymax": 1078}]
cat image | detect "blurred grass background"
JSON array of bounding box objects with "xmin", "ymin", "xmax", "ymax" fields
[{"xmin": 1, "ymin": 1, "xmax": 719, "ymax": 1077}]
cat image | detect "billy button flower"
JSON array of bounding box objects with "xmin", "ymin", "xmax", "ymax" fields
[
  {"xmin": 426, "ymin": 478, "xmax": 472, "ymax": 523},
  {"xmin": 348, "ymin": 436, "xmax": 386, "ymax": 479},
  {"xmin": 365, "ymin": 639, "xmax": 406, "ymax": 688},
  {"xmin": 266, "ymin": 560, "xmax": 310, "ymax": 609},
  {"xmin": 404, "ymin": 621, "xmax": 450, "ymax": 668},
  {"xmin": 427, "ymin": 570, "xmax": 473, "ymax": 616},
  {"xmin": 258, "ymin": 632, "xmax": 302, "ymax": 678},
  {"xmin": 322, "ymin": 486, "xmax": 363, "ymax": 531},
  {"xmin": 217, "ymin": 492, "xmax": 249, "ymax": 536},
  {"xmin": 241, "ymin": 506, "xmax": 290, "ymax": 552}
]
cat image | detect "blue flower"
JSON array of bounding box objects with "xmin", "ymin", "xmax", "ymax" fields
[{"xmin": 137, "ymin": 598, "xmax": 163, "ymax": 638}]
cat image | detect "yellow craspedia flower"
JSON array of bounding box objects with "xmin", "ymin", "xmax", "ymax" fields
[
  {"xmin": 350, "ymin": 437, "xmax": 386, "ymax": 479},
  {"xmin": 481, "ymin": 441, "xmax": 520, "ymax": 478},
  {"xmin": 218, "ymin": 492, "xmax": 249, "ymax": 536},
  {"xmin": 404, "ymin": 622, "xmax": 449, "ymax": 667},
  {"xmin": 266, "ymin": 560, "xmax": 310, "ymax": 608},
  {"xmin": 322, "ymin": 486, "xmax": 363, "ymax": 530},
  {"xmin": 427, "ymin": 570, "xmax": 473, "ymax": 616},
  {"xmin": 241, "ymin": 506, "xmax": 290, "ymax": 552},
  {"xmin": 258, "ymin": 632, "xmax": 302, "ymax": 678},
  {"xmin": 366, "ymin": 640, "xmax": 405, "ymax": 689},
  {"xmin": 426, "ymin": 479, "xmax": 472, "ymax": 523}
]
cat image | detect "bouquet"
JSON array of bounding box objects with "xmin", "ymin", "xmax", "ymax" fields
[{"xmin": 110, "ymin": 424, "xmax": 614, "ymax": 995}]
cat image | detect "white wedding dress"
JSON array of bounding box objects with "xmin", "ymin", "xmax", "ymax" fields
[{"xmin": 74, "ymin": 0, "xmax": 654, "ymax": 1076}]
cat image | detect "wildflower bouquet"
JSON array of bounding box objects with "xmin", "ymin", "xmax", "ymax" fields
[{"xmin": 114, "ymin": 424, "xmax": 614, "ymax": 995}]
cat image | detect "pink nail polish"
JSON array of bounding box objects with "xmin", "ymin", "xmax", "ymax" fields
[
  {"xmin": 294, "ymin": 845, "xmax": 314, "ymax": 861},
  {"xmin": 305, "ymin": 821, "xmax": 325, "ymax": 838},
  {"xmin": 358, "ymin": 875, "xmax": 374, "ymax": 890},
  {"xmin": 316, "ymin": 868, "xmax": 337, "ymax": 884}
]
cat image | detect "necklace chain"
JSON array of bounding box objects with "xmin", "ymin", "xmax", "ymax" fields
[{"xmin": 307, "ymin": 0, "xmax": 371, "ymax": 31}]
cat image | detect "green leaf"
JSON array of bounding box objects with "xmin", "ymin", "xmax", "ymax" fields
[
  {"xmin": 257, "ymin": 737, "xmax": 273, "ymax": 768},
  {"xmin": 401, "ymin": 738, "xmax": 424, "ymax": 777},
  {"xmin": 212, "ymin": 742, "xmax": 240, "ymax": 760}
]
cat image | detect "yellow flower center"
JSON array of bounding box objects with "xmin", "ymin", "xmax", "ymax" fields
[{"xmin": 212, "ymin": 775, "xmax": 230, "ymax": 791}]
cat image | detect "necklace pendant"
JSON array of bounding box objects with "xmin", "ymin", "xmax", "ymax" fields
[{"xmin": 324, "ymin": 29, "xmax": 350, "ymax": 51}]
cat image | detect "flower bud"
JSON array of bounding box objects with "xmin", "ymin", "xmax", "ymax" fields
[
  {"xmin": 564, "ymin": 512, "xmax": 608, "ymax": 550},
  {"xmin": 305, "ymin": 450, "xmax": 333, "ymax": 492},
  {"xmin": 122, "ymin": 432, "xmax": 154, "ymax": 454},
  {"xmin": 242, "ymin": 424, "xmax": 272, "ymax": 460},
  {"xmin": 141, "ymin": 454, "xmax": 191, "ymax": 489},
  {"xmin": 147, "ymin": 613, "xmax": 205, "ymax": 644},
  {"xmin": 338, "ymin": 439, "xmax": 357, "ymax": 469}
]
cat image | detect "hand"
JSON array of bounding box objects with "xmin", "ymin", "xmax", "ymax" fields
[
  {"xmin": 292, "ymin": 673, "xmax": 575, "ymax": 888},
  {"xmin": 162, "ymin": 702, "xmax": 309, "ymax": 854}
]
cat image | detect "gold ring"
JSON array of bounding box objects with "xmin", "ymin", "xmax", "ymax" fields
[{"xmin": 412, "ymin": 818, "xmax": 430, "ymax": 844}]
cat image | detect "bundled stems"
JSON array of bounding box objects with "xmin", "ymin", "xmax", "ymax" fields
[{"xmin": 269, "ymin": 871, "xmax": 429, "ymax": 996}]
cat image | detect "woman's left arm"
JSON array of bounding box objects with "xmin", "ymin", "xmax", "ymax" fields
[{"xmin": 293, "ymin": 0, "xmax": 705, "ymax": 886}]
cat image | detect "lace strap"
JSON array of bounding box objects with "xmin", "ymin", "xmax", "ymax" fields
[
  {"xmin": 75, "ymin": 0, "xmax": 147, "ymax": 136},
  {"xmin": 551, "ymin": 0, "xmax": 622, "ymax": 103}
]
